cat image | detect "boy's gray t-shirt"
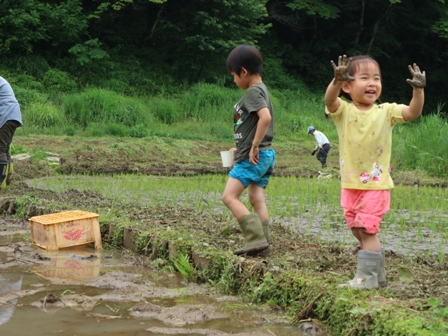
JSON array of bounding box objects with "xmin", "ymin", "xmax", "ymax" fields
[{"xmin": 233, "ymin": 82, "xmax": 274, "ymax": 162}]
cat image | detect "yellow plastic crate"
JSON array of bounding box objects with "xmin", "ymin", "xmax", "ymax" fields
[{"xmin": 29, "ymin": 210, "xmax": 102, "ymax": 250}]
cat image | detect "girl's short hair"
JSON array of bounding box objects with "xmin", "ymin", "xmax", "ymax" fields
[
  {"xmin": 226, "ymin": 44, "xmax": 263, "ymax": 76},
  {"xmin": 340, "ymin": 55, "xmax": 382, "ymax": 102}
]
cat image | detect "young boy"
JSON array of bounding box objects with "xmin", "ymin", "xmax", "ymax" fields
[
  {"xmin": 0, "ymin": 76, "xmax": 22, "ymax": 188},
  {"xmin": 307, "ymin": 126, "xmax": 331, "ymax": 168},
  {"xmin": 222, "ymin": 45, "xmax": 276, "ymax": 255}
]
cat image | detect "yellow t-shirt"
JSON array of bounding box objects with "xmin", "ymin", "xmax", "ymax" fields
[{"xmin": 328, "ymin": 98, "xmax": 405, "ymax": 190}]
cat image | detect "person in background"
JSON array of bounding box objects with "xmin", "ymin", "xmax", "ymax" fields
[
  {"xmin": 221, "ymin": 44, "xmax": 275, "ymax": 256},
  {"xmin": 0, "ymin": 76, "xmax": 23, "ymax": 188},
  {"xmin": 325, "ymin": 54, "xmax": 425, "ymax": 289},
  {"xmin": 307, "ymin": 126, "xmax": 331, "ymax": 168}
]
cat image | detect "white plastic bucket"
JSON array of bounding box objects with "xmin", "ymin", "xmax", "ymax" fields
[{"xmin": 220, "ymin": 151, "xmax": 234, "ymax": 167}]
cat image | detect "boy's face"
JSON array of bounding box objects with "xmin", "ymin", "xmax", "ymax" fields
[
  {"xmin": 342, "ymin": 61, "xmax": 382, "ymax": 110},
  {"xmin": 231, "ymin": 68, "xmax": 250, "ymax": 90}
]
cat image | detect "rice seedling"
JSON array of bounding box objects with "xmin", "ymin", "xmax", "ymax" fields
[
  {"xmin": 27, "ymin": 173, "xmax": 448, "ymax": 258},
  {"xmin": 172, "ymin": 254, "xmax": 195, "ymax": 282}
]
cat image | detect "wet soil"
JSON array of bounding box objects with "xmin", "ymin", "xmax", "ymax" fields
[
  {"xmin": 2, "ymin": 135, "xmax": 448, "ymax": 332},
  {"xmin": 1, "ymin": 219, "xmax": 309, "ymax": 336}
]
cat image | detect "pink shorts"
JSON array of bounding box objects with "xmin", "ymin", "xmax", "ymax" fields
[{"xmin": 341, "ymin": 189, "xmax": 390, "ymax": 234}]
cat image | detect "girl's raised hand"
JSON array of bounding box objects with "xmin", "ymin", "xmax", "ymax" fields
[
  {"xmin": 331, "ymin": 54, "xmax": 354, "ymax": 85},
  {"xmin": 406, "ymin": 63, "xmax": 426, "ymax": 88}
]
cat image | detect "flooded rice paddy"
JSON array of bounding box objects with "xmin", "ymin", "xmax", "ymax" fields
[{"xmin": 26, "ymin": 174, "xmax": 448, "ymax": 258}]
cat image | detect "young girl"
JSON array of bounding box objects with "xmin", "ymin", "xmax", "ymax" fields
[
  {"xmin": 325, "ymin": 54, "xmax": 426, "ymax": 289},
  {"xmin": 222, "ymin": 44, "xmax": 275, "ymax": 256}
]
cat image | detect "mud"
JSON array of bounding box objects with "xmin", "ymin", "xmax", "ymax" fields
[
  {"xmin": 1, "ymin": 225, "xmax": 315, "ymax": 336},
  {"xmin": 1, "ymin": 135, "xmax": 447, "ymax": 334}
]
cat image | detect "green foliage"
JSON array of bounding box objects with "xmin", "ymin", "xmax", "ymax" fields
[
  {"xmin": 10, "ymin": 74, "xmax": 45, "ymax": 92},
  {"xmin": 96, "ymin": 78, "xmax": 136, "ymax": 96},
  {"xmin": 172, "ymin": 254, "xmax": 196, "ymax": 282},
  {"xmin": 86, "ymin": 123, "xmax": 107, "ymax": 137},
  {"xmin": 104, "ymin": 123, "xmax": 129, "ymax": 137},
  {"xmin": 150, "ymin": 97, "xmax": 182, "ymax": 125},
  {"xmin": 147, "ymin": 0, "xmax": 270, "ymax": 82},
  {"xmin": 287, "ymin": 0, "xmax": 341, "ymax": 19},
  {"xmin": 426, "ymin": 298, "xmax": 448, "ymax": 333},
  {"xmin": 42, "ymin": 69, "xmax": 78, "ymax": 93},
  {"xmin": 181, "ymin": 83, "xmax": 240, "ymax": 122},
  {"xmin": 63, "ymin": 126, "xmax": 76, "ymax": 136},
  {"xmin": 63, "ymin": 88, "xmax": 153, "ymax": 128},
  {"xmin": 14, "ymin": 195, "xmax": 41, "ymax": 218},
  {"xmin": 93, "ymin": 0, "xmax": 167, "ymax": 17},
  {"xmin": 0, "ymin": 0, "xmax": 87, "ymax": 55},
  {"xmin": 9, "ymin": 143, "xmax": 27, "ymax": 156},
  {"xmin": 112, "ymin": 224, "xmax": 124, "ymax": 247},
  {"xmin": 11, "ymin": 55, "xmax": 50, "ymax": 78},
  {"xmin": 196, "ymin": 249, "xmax": 240, "ymax": 293},
  {"xmin": 23, "ymin": 102, "xmax": 66, "ymax": 128},
  {"xmin": 12, "ymin": 87, "xmax": 48, "ymax": 108},
  {"xmin": 393, "ymin": 105, "xmax": 448, "ymax": 177},
  {"xmin": 128, "ymin": 124, "xmax": 149, "ymax": 138},
  {"xmin": 69, "ymin": 39, "xmax": 109, "ymax": 67}
]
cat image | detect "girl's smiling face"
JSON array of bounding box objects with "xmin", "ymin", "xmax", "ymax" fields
[{"xmin": 342, "ymin": 61, "xmax": 382, "ymax": 110}]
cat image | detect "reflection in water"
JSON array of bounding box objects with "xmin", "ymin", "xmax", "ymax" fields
[
  {"xmin": 0, "ymin": 273, "xmax": 22, "ymax": 326},
  {"xmin": 0, "ymin": 239, "xmax": 319, "ymax": 335}
]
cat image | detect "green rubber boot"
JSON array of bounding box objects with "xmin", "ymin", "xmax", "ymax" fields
[
  {"xmin": 257, "ymin": 219, "xmax": 272, "ymax": 257},
  {"xmin": 340, "ymin": 250, "xmax": 381, "ymax": 289},
  {"xmin": 0, "ymin": 161, "xmax": 9, "ymax": 189},
  {"xmin": 379, "ymin": 247, "xmax": 387, "ymax": 287},
  {"xmin": 233, "ymin": 213, "xmax": 269, "ymax": 255},
  {"xmin": 6, "ymin": 160, "xmax": 13, "ymax": 186},
  {"xmin": 262, "ymin": 219, "xmax": 270, "ymax": 244}
]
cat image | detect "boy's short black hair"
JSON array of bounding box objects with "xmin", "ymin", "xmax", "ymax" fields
[{"xmin": 226, "ymin": 44, "xmax": 263, "ymax": 76}]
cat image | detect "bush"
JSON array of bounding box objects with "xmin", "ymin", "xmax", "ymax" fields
[
  {"xmin": 12, "ymin": 87, "xmax": 48, "ymax": 108},
  {"xmin": 149, "ymin": 97, "xmax": 181, "ymax": 125},
  {"xmin": 42, "ymin": 69, "xmax": 78, "ymax": 93},
  {"xmin": 393, "ymin": 107, "xmax": 448, "ymax": 177},
  {"xmin": 128, "ymin": 124, "xmax": 149, "ymax": 138},
  {"xmin": 104, "ymin": 123, "xmax": 128, "ymax": 137},
  {"xmin": 63, "ymin": 88, "xmax": 153, "ymax": 128},
  {"xmin": 23, "ymin": 102, "xmax": 66, "ymax": 128},
  {"xmin": 181, "ymin": 83, "xmax": 240, "ymax": 122}
]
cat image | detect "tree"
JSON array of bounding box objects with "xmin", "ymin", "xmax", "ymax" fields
[
  {"xmin": 81, "ymin": 0, "xmax": 270, "ymax": 83},
  {"xmin": 0, "ymin": 0, "xmax": 87, "ymax": 55},
  {"xmin": 265, "ymin": 0, "xmax": 448, "ymax": 111}
]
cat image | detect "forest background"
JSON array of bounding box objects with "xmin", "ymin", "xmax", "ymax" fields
[{"xmin": 1, "ymin": 0, "xmax": 447, "ymax": 177}]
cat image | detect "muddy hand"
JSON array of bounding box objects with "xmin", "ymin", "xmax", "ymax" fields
[
  {"xmin": 406, "ymin": 63, "xmax": 426, "ymax": 88},
  {"xmin": 331, "ymin": 54, "xmax": 354, "ymax": 85}
]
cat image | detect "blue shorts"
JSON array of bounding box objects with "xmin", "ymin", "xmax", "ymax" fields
[{"xmin": 229, "ymin": 149, "xmax": 276, "ymax": 188}]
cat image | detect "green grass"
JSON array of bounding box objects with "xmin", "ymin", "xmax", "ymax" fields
[{"xmin": 10, "ymin": 80, "xmax": 448, "ymax": 178}]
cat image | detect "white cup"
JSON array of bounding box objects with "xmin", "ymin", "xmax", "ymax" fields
[{"xmin": 220, "ymin": 151, "xmax": 234, "ymax": 167}]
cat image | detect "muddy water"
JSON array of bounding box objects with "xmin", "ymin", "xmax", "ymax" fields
[{"xmin": 0, "ymin": 228, "xmax": 321, "ymax": 336}]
